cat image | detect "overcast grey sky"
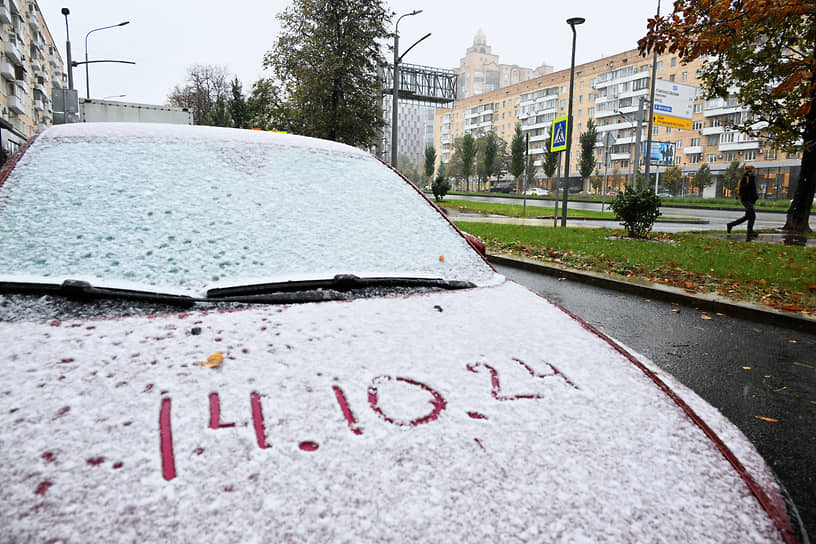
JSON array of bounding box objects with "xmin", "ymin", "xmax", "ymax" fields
[{"xmin": 37, "ymin": 0, "xmax": 662, "ymax": 105}]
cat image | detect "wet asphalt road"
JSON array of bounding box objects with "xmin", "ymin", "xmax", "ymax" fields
[{"xmin": 494, "ymin": 263, "xmax": 816, "ymax": 539}]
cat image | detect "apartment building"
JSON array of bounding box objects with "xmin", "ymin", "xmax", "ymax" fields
[
  {"xmin": 456, "ymin": 30, "xmax": 552, "ymax": 99},
  {"xmin": 435, "ymin": 47, "xmax": 800, "ymax": 199},
  {"xmin": 1, "ymin": 0, "xmax": 65, "ymax": 153}
]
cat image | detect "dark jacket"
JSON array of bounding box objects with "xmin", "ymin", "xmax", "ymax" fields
[{"xmin": 737, "ymin": 171, "xmax": 758, "ymax": 204}]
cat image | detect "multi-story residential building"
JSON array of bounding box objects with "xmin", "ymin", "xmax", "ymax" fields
[
  {"xmin": 455, "ymin": 30, "xmax": 552, "ymax": 99},
  {"xmin": 435, "ymin": 47, "xmax": 800, "ymax": 199},
  {"xmin": 1, "ymin": 0, "xmax": 66, "ymax": 154}
]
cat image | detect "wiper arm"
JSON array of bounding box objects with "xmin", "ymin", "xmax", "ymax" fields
[
  {"xmin": 206, "ymin": 274, "xmax": 475, "ymax": 299},
  {"xmin": 0, "ymin": 279, "xmax": 198, "ymax": 307}
]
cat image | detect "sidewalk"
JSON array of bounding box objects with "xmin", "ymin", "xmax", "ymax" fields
[{"xmin": 488, "ymin": 253, "xmax": 816, "ymax": 333}]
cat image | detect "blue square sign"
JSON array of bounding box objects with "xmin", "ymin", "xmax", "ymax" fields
[{"xmin": 551, "ymin": 116, "xmax": 568, "ymax": 152}]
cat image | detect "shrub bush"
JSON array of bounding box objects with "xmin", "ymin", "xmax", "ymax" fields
[
  {"xmin": 610, "ymin": 186, "xmax": 662, "ymax": 238},
  {"xmin": 432, "ymin": 175, "xmax": 451, "ymax": 202}
]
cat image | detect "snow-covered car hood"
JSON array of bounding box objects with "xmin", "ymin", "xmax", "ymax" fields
[{"xmin": 0, "ymin": 281, "xmax": 793, "ymax": 542}]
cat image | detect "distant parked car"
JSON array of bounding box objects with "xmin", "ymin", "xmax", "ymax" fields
[
  {"xmin": 657, "ymin": 190, "xmax": 673, "ymax": 198},
  {"xmin": 489, "ymin": 181, "xmax": 516, "ymax": 193},
  {"xmin": 524, "ymin": 187, "xmax": 549, "ymax": 196}
]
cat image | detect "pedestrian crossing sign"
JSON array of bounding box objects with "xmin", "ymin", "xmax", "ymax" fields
[{"xmin": 551, "ymin": 116, "xmax": 568, "ymax": 152}]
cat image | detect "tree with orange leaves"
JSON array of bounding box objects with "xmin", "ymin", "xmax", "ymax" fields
[{"xmin": 639, "ymin": 0, "xmax": 815, "ymax": 232}]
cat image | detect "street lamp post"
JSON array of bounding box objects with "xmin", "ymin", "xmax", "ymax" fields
[
  {"xmin": 61, "ymin": 8, "xmax": 73, "ymax": 90},
  {"xmin": 560, "ymin": 16, "xmax": 585, "ymax": 227},
  {"xmin": 391, "ymin": 10, "xmax": 422, "ymax": 169},
  {"xmin": 84, "ymin": 21, "xmax": 129, "ymax": 99}
]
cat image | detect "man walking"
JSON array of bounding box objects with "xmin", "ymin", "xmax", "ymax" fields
[{"xmin": 727, "ymin": 165, "xmax": 759, "ymax": 240}]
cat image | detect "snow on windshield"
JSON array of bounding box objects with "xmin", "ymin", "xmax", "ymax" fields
[{"xmin": 0, "ymin": 124, "xmax": 496, "ymax": 293}]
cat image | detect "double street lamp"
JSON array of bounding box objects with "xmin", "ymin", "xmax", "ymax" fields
[
  {"xmin": 560, "ymin": 16, "xmax": 585, "ymax": 227},
  {"xmin": 84, "ymin": 21, "xmax": 130, "ymax": 99}
]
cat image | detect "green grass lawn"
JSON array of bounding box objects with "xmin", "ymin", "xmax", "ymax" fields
[
  {"xmin": 438, "ymin": 199, "xmax": 701, "ymax": 222},
  {"xmin": 455, "ymin": 222, "xmax": 816, "ymax": 314},
  {"xmin": 440, "ymin": 191, "xmax": 811, "ymax": 212}
]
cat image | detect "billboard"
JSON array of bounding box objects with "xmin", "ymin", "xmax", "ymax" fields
[
  {"xmin": 644, "ymin": 142, "xmax": 675, "ymax": 166},
  {"xmin": 652, "ymin": 79, "xmax": 696, "ymax": 130}
]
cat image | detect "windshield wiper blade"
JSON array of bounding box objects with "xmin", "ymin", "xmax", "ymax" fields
[
  {"xmin": 0, "ymin": 279, "xmax": 198, "ymax": 306},
  {"xmin": 206, "ymin": 274, "xmax": 475, "ymax": 299}
]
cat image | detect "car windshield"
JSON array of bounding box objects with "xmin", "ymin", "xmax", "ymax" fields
[{"xmin": 0, "ymin": 124, "xmax": 497, "ymax": 296}]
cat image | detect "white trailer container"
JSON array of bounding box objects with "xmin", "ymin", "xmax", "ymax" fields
[{"xmin": 79, "ymin": 99, "xmax": 193, "ymax": 125}]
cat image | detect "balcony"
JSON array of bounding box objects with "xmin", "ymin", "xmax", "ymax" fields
[
  {"xmin": 29, "ymin": 56, "xmax": 42, "ymax": 73},
  {"xmin": 528, "ymin": 133, "xmax": 549, "ymax": 143},
  {"xmin": 4, "ymin": 39, "xmax": 23, "ymax": 65},
  {"xmin": 683, "ymin": 145, "xmax": 704, "ymax": 155},
  {"xmin": 719, "ymin": 140, "xmax": 760, "ymax": 152},
  {"xmin": 35, "ymin": 80, "xmax": 46, "ymax": 95},
  {"xmin": 28, "ymin": 12, "xmax": 39, "ymax": 32},
  {"xmin": 703, "ymin": 105, "xmax": 743, "ymax": 118},
  {"xmin": 7, "ymin": 94, "xmax": 26, "ymax": 114},
  {"xmin": 0, "ymin": 4, "xmax": 11, "ymax": 24},
  {"xmin": 17, "ymin": 79, "xmax": 29, "ymax": 96},
  {"xmin": 0, "ymin": 61, "xmax": 15, "ymax": 80},
  {"xmin": 610, "ymin": 152, "xmax": 631, "ymax": 161},
  {"xmin": 33, "ymin": 98, "xmax": 43, "ymax": 111},
  {"xmin": 701, "ymin": 125, "xmax": 724, "ymax": 136}
]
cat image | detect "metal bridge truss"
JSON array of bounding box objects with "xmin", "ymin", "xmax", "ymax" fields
[{"xmin": 382, "ymin": 63, "xmax": 456, "ymax": 106}]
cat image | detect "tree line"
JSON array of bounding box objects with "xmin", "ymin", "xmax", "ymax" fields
[{"xmin": 167, "ymin": 0, "xmax": 388, "ymax": 149}]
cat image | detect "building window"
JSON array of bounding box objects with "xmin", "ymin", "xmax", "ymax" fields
[
  {"xmin": 693, "ymin": 103, "xmax": 703, "ymax": 113},
  {"xmin": 765, "ymin": 149, "xmax": 777, "ymax": 160},
  {"xmin": 692, "ymin": 120, "xmax": 703, "ymax": 130},
  {"xmin": 671, "ymin": 57, "xmax": 677, "ymax": 67},
  {"xmin": 691, "ymin": 137, "xmax": 700, "ymax": 147},
  {"xmin": 707, "ymin": 135, "xmax": 719, "ymax": 146},
  {"xmin": 787, "ymin": 151, "xmax": 800, "ymax": 159},
  {"xmin": 744, "ymin": 150, "xmax": 756, "ymax": 161},
  {"xmin": 682, "ymin": 72, "xmax": 688, "ymax": 81},
  {"xmin": 689, "ymin": 154, "xmax": 702, "ymax": 163},
  {"xmin": 579, "ymin": 95, "xmax": 583, "ymax": 104},
  {"xmin": 707, "ymin": 154, "xmax": 717, "ymax": 163},
  {"xmin": 723, "ymin": 151, "xmax": 737, "ymax": 161},
  {"xmin": 560, "ymin": 99, "xmax": 566, "ymax": 109},
  {"xmin": 656, "ymin": 61, "xmax": 664, "ymax": 71},
  {"xmin": 669, "ymin": 74, "xmax": 676, "ymax": 82}
]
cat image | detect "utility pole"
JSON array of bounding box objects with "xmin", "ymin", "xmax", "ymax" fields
[
  {"xmin": 643, "ymin": 0, "xmax": 661, "ymax": 185},
  {"xmin": 633, "ymin": 96, "xmax": 646, "ymax": 186}
]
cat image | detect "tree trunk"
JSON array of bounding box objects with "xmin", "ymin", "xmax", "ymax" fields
[{"xmin": 783, "ymin": 102, "xmax": 816, "ymax": 232}]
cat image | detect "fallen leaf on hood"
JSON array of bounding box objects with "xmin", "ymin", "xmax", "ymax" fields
[
  {"xmin": 201, "ymin": 352, "xmax": 224, "ymax": 368},
  {"xmin": 701, "ymin": 314, "xmax": 712, "ymax": 320}
]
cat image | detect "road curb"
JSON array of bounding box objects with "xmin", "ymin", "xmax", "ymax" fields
[{"xmin": 487, "ymin": 253, "xmax": 816, "ymax": 333}]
